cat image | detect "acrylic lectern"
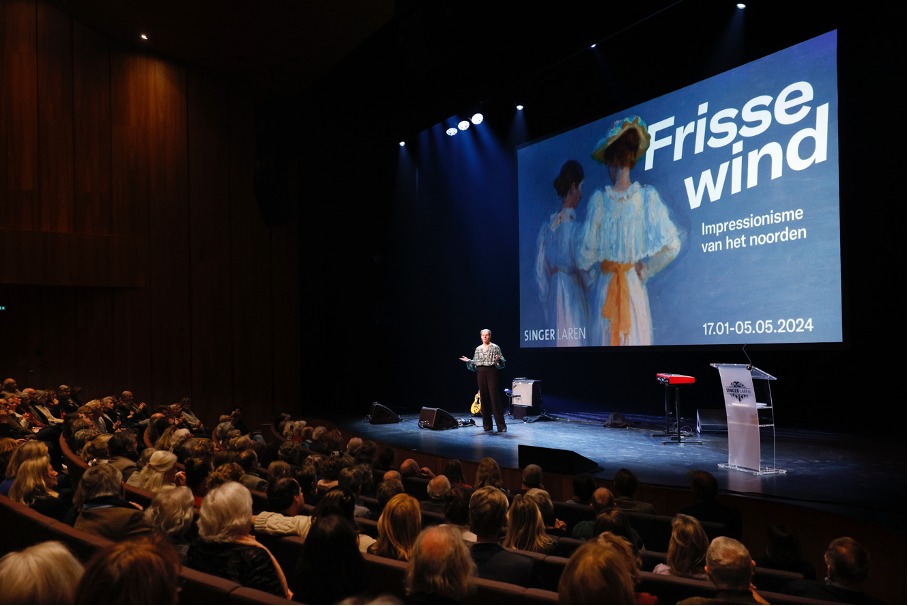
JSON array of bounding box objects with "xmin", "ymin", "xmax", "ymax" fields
[{"xmin": 710, "ymin": 363, "xmax": 786, "ymax": 475}]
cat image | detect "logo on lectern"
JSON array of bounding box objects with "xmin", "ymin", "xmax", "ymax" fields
[{"xmin": 724, "ymin": 380, "xmax": 753, "ymax": 403}]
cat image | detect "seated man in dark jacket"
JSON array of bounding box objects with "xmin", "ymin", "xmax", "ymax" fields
[
  {"xmin": 468, "ymin": 485, "xmax": 535, "ymax": 587},
  {"xmin": 71, "ymin": 463, "xmax": 150, "ymax": 540}
]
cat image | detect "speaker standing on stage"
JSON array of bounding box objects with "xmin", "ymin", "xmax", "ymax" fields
[{"xmin": 459, "ymin": 329, "xmax": 507, "ymax": 433}]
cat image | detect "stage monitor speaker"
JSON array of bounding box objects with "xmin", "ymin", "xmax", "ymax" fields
[
  {"xmin": 511, "ymin": 379, "xmax": 542, "ymax": 408},
  {"xmin": 368, "ymin": 402, "xmax": 401, "ymax": 425},
  {"xmin": 696, "ymin": 408, "xmax": 727, "ymax": 432},
  {"xmin": 518, "ymin": 444, "xmax": 599, "ymax": 475},
  {"xmin": 418, "ymin": 407, "xmax": 459, "ymax": 430}
]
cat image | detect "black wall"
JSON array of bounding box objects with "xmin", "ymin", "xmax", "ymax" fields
[{"xmin": 299, "ymin": 1, "xmax": 897, "ymax": 434}]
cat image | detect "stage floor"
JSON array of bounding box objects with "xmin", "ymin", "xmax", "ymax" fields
[{"xmin": 334, "ymin": 408, "xmax": 904, "ymax": 530}]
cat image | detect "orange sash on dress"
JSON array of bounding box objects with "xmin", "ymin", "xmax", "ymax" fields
[{"xmin": 600, "ymin": 260, "xmax": 633, "ymax": 346}]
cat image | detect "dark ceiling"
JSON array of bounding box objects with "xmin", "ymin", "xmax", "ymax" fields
[
  {"xmin": 44, "ymin": 1, "xmax": 848, "ymax": 144},
  {"xmin": 45, "ymin": 0, "xmax": 397, "ymax": 100}
]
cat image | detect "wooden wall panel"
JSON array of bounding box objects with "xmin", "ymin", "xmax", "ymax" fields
[
  {"xmin": 187, "ymin": 72, "xmax": 234, "ymax": 425},
  {"xmin": 109, "ymin": 48, "xmax": 151, "ymax": 236},
  {"xmin": 72, "ymin": 20, "xmax": 112, "ymax": 235},
  {"xmin": 0, "ymin": 230, "xmax": 146, "ymax": 286},
  {"xmin": 36, "ymin": 1, "xmax": 74, "ymax": 232},
  {"xmin": 1, "ymin": 0, "xmax": 39, "ymax": 230},
  {"xmin": 144, "ymin": 59, "xmax": 191, "ymax": 406},
  {"xmin": 0, "ymin": 1, "xmax": 302, "ymax": 428}
]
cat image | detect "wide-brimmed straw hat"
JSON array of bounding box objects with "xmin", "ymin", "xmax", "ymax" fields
[{"xmin": 591, "ymin": 115, "xmax": 650, "ymax": 164}]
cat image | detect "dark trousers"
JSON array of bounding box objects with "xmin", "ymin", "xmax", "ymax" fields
[{"xmin": 477, "ymin": 366, "xmax": 506, "ymax": 431}]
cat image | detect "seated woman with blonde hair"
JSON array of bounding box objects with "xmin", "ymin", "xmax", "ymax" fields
[
  {"xmin": 9, "ymin": 453, "xmax": 73, "ymax": 521},
  {"xmin": 502, "ymin": 492, "xmax": 558, "ymax": 554},
  {"xmin": 126, "ymin": 449, "xmax": 186, "ymax": 494},
  {"xmin": 367, "ymin": 492, "xmax": 422, "ymax": 560}
]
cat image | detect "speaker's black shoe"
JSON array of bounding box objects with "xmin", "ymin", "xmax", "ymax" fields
[
  {"xmin": 483, "ymin": 427, "xmax": 493, "ymax": 432},
  {"xmin": 498, "ymin": 427, "xmax": 507, "ymax": 433}
]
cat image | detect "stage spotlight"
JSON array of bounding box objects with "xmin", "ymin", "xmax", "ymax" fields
[
  {"xmin": 399, "ymin": 140, "xmax": 405, "ymax": 147},
  {"xmin": 457, "ymin": 120, "xmax": 470, "ymax": 131},
  {"xmin": 516, "ymin": 103, "xmax": 524, "ymax": 111},
  {"xmin": 470, "ymin": 113, "xmax": 483, "ymax": 125},
  {"xmin": 446, "ymin": 127, "xmax": 458, "ymax": 136}
]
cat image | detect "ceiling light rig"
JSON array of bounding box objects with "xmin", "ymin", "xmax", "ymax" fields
[{"xmin": 445, "ymin": 112, "xmax": 484, "ymax": 137}]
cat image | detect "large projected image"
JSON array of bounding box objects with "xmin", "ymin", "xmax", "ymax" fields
[{"xmin": 518, "ymin": 31, "xmax": 840, "ymax": 348}]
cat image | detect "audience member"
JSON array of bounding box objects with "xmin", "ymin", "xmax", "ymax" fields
[
  {"xmin": 316, "ymin": 453, "xmax": 344, "ymax": 493},
  {"xmin": 679, "ymin": 470, "xmax": 742, "ymax": 540},
  {"xmin": 677, "ymin": 536, "xmax": 769, "ymax": 605},
  {"xmin": 567, "ymin": 472, "xmax": 597, "ymax": 505},
  {"xmin": 405, "ymin": 523, "xmax": 477, "ymax": 604},
  {"xmin": 519, "ymin": 463, "xmax": 545, "ymax": 493},
  {"xmin": 755, "ymin": 523, "xmax": 817, "ymax": 580},
  {"xmin": 178, "ymin": 396, "xmax": 208, "ymax": 435},
  {"xmin": 368, "ymin": 492, "xmax": 422, "ymax": 561},
  {"xmin": 56, "ymin": 384, "xmax": 81, "ymax": 415},
  {"xmin": 503, "ymin": 492, "xmax": 558, "ymax": 554},
  {"xmin": 265, "ymin": 459, "xmax": 293, "ymax": 486},
  {"xmin": 0, "ymin": 438, "xmax": 49, "ymax": 496},
  {"xmin": 592, "ymin": 507, "xmax": 645, "ymax": 552},
  {"xmin": 290, "ymin": 514, "xmax": 369, "ymax": 603},
  {"xmin": 0, "ymin": 540, "xmax": 84, "ymax": 604},
  {"xmin": 176, "ymin": 453, "xmax": 208, "ymax": 502},
  {"xmin": 572, "ymin": 486, "xmax": 616, "ymax": 539},
  {"xmin": 126, "ymin": 449, "xmax": 186, "ymax": 494},
  {"xmin": 253, "ymin": 476, "xmax": 313, "ymax": 538},
  {"xmin": 442, "ymin": 457, "xmax": 472, "ymax": 490},
  {"xmin": 80, "ymin": 432, "xmax": 112, "ymax": 465},
  {"xmin": 444, "ymin": 485, "xmax": 477, "ymax": 542},
  {"xmin": 468, "ymin": 485, "xmax": 534, "ymax": 586},
  {"xmin": 782, "ymin": 536, "xmax": 878, "ymax": 603},
  {"xmin": 143, "ymin": 485, "xmax": 196, "ymax": 558},
  {"xmin": 473, "ymin": 456, "xmax": 509, "ymax": 495},
  {"xmin": 558, "ymin": 539, "xmax": 637, "ymax": 604},
  {"xmin": 596, "ymin": 531, "xmax": 659, "ymax": 605},
  {"xmin": 106, "ymin": 429, "xmax": 139, "ymax": 482},
  {"xmin": 205, "ymin": 461, "xmax": 245, "ymax": 491},
  {"xmin": 0, "ymin": 437, "xmax": 16, "ymax": 480},
  {"xmin": 354, "ymin": 438, "xmax": 379, "ymax": 467},
  {"xmin": 74, "ymin": 533, "xmax": 182, "ymax": 605},
  {"xmin": 420, "ymin": 473, "xmax": 452, "ymax": 515},
  {"xmin": 338, "ymin": 464, "xmax": 371, "ymax": 517},
  {"xmin": 525, "ymin": 487, "xmax": 569, "ymax": 537},
  {"xmin": 653, "ymin": 513, "xmax": 709, "ymax": 579},
  {"xmin": 367, "ymin": 477, "xmax": 405, "ymax": 521},
  {"xmin": 376, "ymin": 446, "xmax": 396, "ymax": 472},
  {"xmin": 0, "ymin": 403, "xmax": 36, "ymax": 441},
  {"xmin": 399, "ymin": 457, "xmax": 422, "ymax": 477},
  {"xmin": 314, "ymin": 486, "xmax": 377, "ymax": 552},
  {"xmin": 346, "ymin": 436, "xmax": 364, "ymax": 458},
  {"xmin": 236, "ymin": 448, "xmax": 268, "ymax": 492},
  {"xmin": 613, "ymin": 467, "xmax": 656, "ymax": 513},
  {"xmin": 9, "ymin": 453, "xmax": 74, "ymax": 521},
  {"xmin": 187, "ymin": 481, "xmax": 292, "ymax": 599},
  {"xmin": 71, "ymin": 464, "xmax": 151, "ymax": 539},
  {"xmin": 113, "ymin": 389, "xmax": 149, "ymax": 429}
]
